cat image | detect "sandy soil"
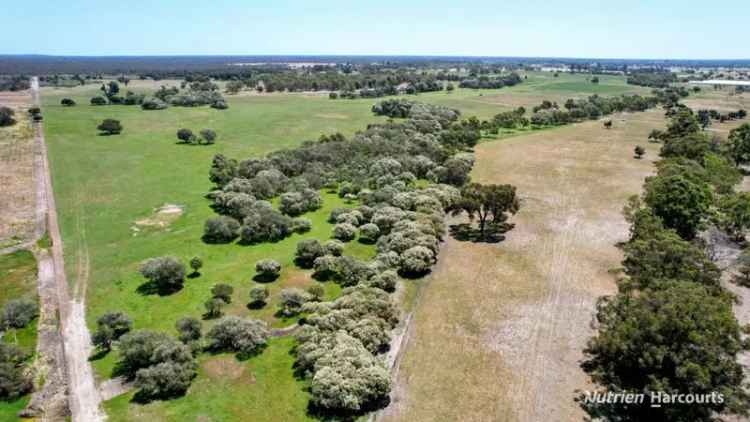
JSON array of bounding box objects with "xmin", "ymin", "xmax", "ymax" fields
[{"xmin": 383, "ymin": 111, "xmax": 666, "ymax": 422}]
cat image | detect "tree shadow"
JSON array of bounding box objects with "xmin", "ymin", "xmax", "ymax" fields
[
  {"xmin": 305, "ymin": 396, "xmax": 391, "ymax": 421},
  {"xmin": 89, "ymin": 348, "xmax": 110, "ymax": 361},
  {"xmin": 135, "ymin": 280, "xmax": 183, "ymax": 296},
  {"xmin": 187, "ymin": 271, "xmax": 201, "ymax": 279},
  {"xmin": 246, "ymin": 301, "xmax": 266, "ymax": 310},
  {"xmin": 449, "ymin": 222, "xmax": 514, "ymax": 243},
  {"xmin": 252, "ymin": 273, "xmax": 279, "ymax": 283}
]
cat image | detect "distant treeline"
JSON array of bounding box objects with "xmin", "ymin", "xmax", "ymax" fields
[{"xmin": 626, "ymin": 71, "xmax": 677, "ymax": 88}]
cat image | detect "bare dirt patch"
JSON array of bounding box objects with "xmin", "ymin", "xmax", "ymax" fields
[
  {"xmin": 203, "ymin": 355, "xmax": 252, "ymax": 383},
  {"xmin": 131, "ymin": 204, "xmax": 184, "ymax": 234},
  {"xmin": 384, "ymin": 110, "xmax": 666, "ymax": 422},
  {"xmin": 314, "ymin": 113, "xmax": 350, "ymax": 120}
]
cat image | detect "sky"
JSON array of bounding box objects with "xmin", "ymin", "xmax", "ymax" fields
[{"xmin": 1, "ymin": 0, "xmax": 748, "ymax": 59}]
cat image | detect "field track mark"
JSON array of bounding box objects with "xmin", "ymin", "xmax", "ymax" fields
[{"xmin": 32, "ymin": 77, "xmax": 104, "ymax": 422}]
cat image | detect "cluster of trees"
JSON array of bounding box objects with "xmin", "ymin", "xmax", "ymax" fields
[
  {"xmin": 137, "ymin": 82, "xmax": 228, "ymax": 110},
  {"xmin": 626, "ymin": 71, "xmax": 677, "ymax": 88},
  {"xmin": 696, "ymin": 108, "xmax": 747, "ymax": 128},
  {"xmin": 0, "ymin": 76, "xmax": 30, "ymax": 92},
  {"xmin": 204, "ymin": 100, "xmax": 479, "ymax": 252},
  {"xmin": 197, "ymin": 99, "xmax": 489, "ymax": 415},
  {"xmin": 88, "ymin": 81, "xmax": 146, "ymax": 107},
  {"xmin": 582, "ymin": 106, "xmax": 750, "ymax": 421},
  {"xmin": 176, "ymin": 128, "xmax": 217, "ymax": 145},
  {"xmin": 458, "ymin": 72, "xmax": 522, "ymax": 89},
  {"xmin": 0, "ymin": 299, "xmax": 39, "ymax": 400},
  {"xmin": 528, "ymin": 94, "xmax": 660, "ymax": 126}
]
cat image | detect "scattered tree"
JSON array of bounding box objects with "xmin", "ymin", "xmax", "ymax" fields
[
  {"xmin": 92, "ymin": 311, "xmax": 132, "ymax": 351},
  {"xmin": 175, "ymin": 317, "xmax": 202, "ymax": 344},
  {"xmin": 189, "ymin": 256, "xmax": 203, "ymax": 276},
  {"xmin": 97, "ymin": 119, "xmax": 123, "ymax": 135},
  {"xmin": 206, "ymin": 316, "xmax": 268, "ymax": 356},
  {"xmin": 211, "ymin": 284, "xmax": 234, "ymax": 304},
  {"xmin": 139, "ymin": 256, "xmax": 186, "ymax": 293},
  {"xmin": 249, "ymin": 286, "xmax": 270, "ymax": 308},
  {"xmin": 255, "ymin": 259, "xmax": 281, "ymax": 281},
  {"xmin": 61, "ymin": 98, "xmax": 76, "ymax": 107}
]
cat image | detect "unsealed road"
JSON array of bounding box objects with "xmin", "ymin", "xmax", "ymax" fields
[{"xmin": 32, "ymin": 77, "xmax": 104, "ymax": 421}]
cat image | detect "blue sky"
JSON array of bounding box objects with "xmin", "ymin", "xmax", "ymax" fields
[{"xmin": 2, "ymin": 0, "xmax": 748, "ymax": 59}]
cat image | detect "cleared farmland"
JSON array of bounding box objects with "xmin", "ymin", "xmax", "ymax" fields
[{"xmin": 384, "ymin": 109, "xmax": 669, "ymax": 421}]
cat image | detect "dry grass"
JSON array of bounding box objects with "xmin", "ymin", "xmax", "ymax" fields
[
  {"xmin": 684, "ymin": 89, "xmax": 750, "ymax": 138},
  {"xmin": 384, "ymin": 111, "xmax": 666, "ymax": 422},
  {"xmin": 0, "ymin": 90, "xmax": 36, "ymax": 247}
]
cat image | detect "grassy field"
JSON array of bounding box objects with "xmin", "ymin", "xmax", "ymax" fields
[
  {"xmin": 39, "ymin": 71, "xmax": 647, "ymax": 420},
  {"xmin": 0, "ymin": 250, "xmax": 38, "ymax": 421}
]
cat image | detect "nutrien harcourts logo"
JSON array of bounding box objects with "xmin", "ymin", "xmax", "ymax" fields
[{"xmin": 582, "ymin": 391, "xmax": 725, "ymax": 408}]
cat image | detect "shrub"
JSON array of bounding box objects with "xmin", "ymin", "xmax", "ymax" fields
[
  {"xmin": 206, "ymin": 316, "xmax": 268, "ymax": 355},
  {"xmin": 323, "ymin": 240, "xmax": 344, "ymax": 257},
  {"xmin": 336, "ymin": 256, "xmax": 375, "ymax": 287},
  {"xmin": 334, "ymin": 223, "xmax": 357, "ymax": 242},
  {"xmin": 291, "ymin": 218, "xmax": 312, "ymax": 233},
  {"xmin": 61, "ymin": 98, "xmax": 76, "ymax": 107},
  {"xmin": 309, "ymin": 332, "xmax": 390, "ymax": 412},
  {"xmin": 0, "ymin": 344, "xmax": 32, "ymax": 400},
  {"xmin": 116, "ymin": 330, "xmax": 192, "ymax": 378},
  {"xmin": 211, "ymin": 100, "xmax": 229, "ymax": 110},
  {"xmin": 400, "ymin": 246, "xmax": 434, "ymax": 276},
  {"xmin": 200, "ymin": 129, "xmax": 217, "ymax": 144},
  {"xmin": 90, "ymin": 96, "xmax": 107, "ymax": 106},
  {"xmin": 139, "ymin": 257, "xmax": 186, "ymax": 293},
  {"xmin": 175, "ymin": 317, "xmax": 202, "ymax": 344},
  {"xmin": 249, "ymin": 286, "xmax": 270, "ymax": 307},
  {"xmin": 189, "ymin": 256, "xmax": 203, "ymax": 274},
  {"xmin": 97, "ymin": 119, "xmax": 123, "ymax": 135},
  {"xmin": 141, "ymin": 98, "xmax": 168, "ymax": 110},
  {"xmin": 358, "ymin": 223, "xmax": 380, "ymax": 243},
  {"xmin": 0, "ymin": 299, "xmax": 38, "ymax": 329},
  {"xmin": 0, "ymin": 107, "xmax": 16, "ymax": 127},
  {"xmin": 279, "ymin": 288, "xmax": 311, "ymax": 316},
  {"xmin": 204, "ymin": 297, "xmax": 226, "ymax": 319},
  {"xmin": 177, "ymin": 128, "xmax": 195, "ymax": 143},
  {"xmin": 307, "ymin": 285, "xmax": 325, "ymax": 301},
  {"xmin": 135, "ymin": 360, "xmax": 195, "ymax": 399},
  {"xmin": 211, "ymin": 284, "xmax": 234, "ymax": 303},
  {"xmin": 203, "ymin": 216, "xmax": 240, "ymax": 243},
  {"xmin": 92, "ymin": 311, "xmax": 132, "ymax": 351},
  {"xmin": 313, "ymin": 255, "xmax": 339, "ymax": 280},
  {"xmin": 295, "ymin": 239, "xmax": 324, "ymax": 268},
  {"xmin": 366, "ymin": 270, "xmax": 398, "ymax": 292},
  {"xmin": 255, "ymin": 259, "xmax": 281, "ymax": 280},
  {"xmin": 239, "ymin": 206, "xmax": 293, "ymax": 243}
]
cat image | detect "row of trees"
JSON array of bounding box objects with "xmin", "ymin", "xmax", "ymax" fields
[{"xmin": 582, "ymin": 106, "xmax": 750, "ymax": 421}]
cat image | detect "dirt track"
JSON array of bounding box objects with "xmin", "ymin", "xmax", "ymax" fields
[{"xmin": 31, "ymin": 78, "xmax": 104, "ymax": 421}]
